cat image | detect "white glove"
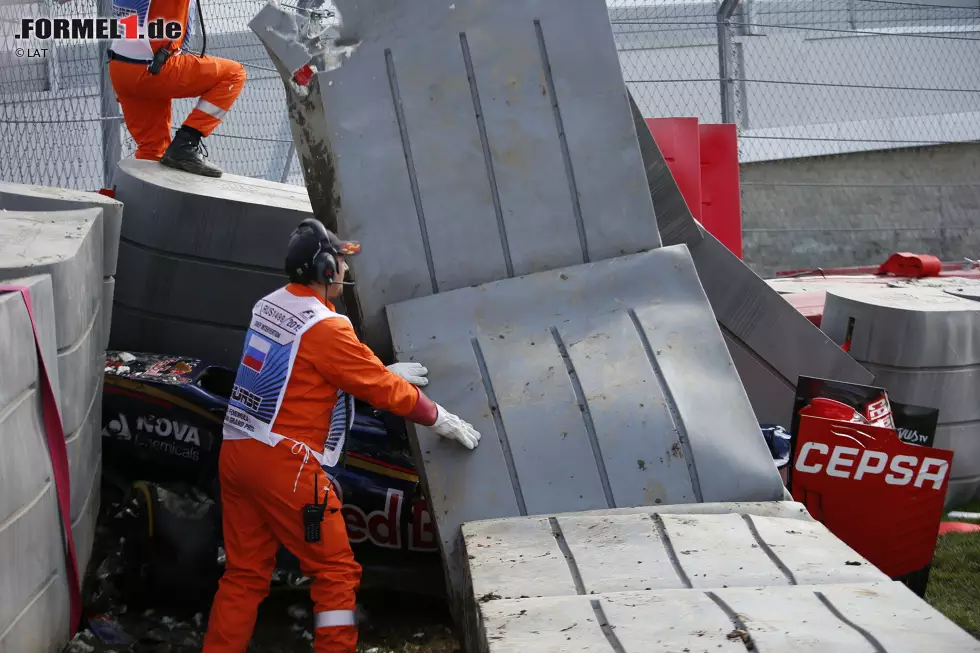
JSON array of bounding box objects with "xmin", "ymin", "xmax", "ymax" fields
[
  {"xmin": 386, "ymin": 362, "xmax": 428, "ymax": 386},
  {"xmin": 429, "ymin": 404, "xmax": 481, "ymax": 450}
]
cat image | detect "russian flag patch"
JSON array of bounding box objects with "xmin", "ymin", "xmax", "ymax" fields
[{"xmin": 242, "ymin": 334, "xmax": 272, "ymax": 372}]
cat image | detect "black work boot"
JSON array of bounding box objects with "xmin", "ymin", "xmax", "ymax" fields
[{"xmin": 160, "ymin": 126, "xmax": 223, "ymax": 178}]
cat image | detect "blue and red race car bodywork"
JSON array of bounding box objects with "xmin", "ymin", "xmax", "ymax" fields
[{"xmin": 100, "ymin": 351, "xmax": 444, "ymax": 596}]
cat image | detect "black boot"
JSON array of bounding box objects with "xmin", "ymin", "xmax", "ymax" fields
[{"xmin": 160, "ymin": 126, "xmax": 223, "ymax": 178}]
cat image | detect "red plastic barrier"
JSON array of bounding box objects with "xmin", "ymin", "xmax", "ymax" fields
[
  {"xmin": 645, "ymin": 117, "xmax": 702, "ymax": 220},
  {"xmin": 939, "ymin": 521, "xmax": 980, "ymax": 535},
  {"xmin": 645, "ymin": 118, "xmax": 744, "ymax": 259},
  {"xmin": 878, "ymin": 252, "xmax": 942, "ymax": 278},
  {"xmin": 698, "ymin": 123, "xmax": 743, "ymax": 259}
]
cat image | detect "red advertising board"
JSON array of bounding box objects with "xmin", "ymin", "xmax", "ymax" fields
[
  {"xmin": 645, "ymin": 117, "xmax": 702, "ymax": 220},
  {"xmin": 791, "ymin": 414, "xmax": 953, "ymax": 581},
  {"xmin": 698, "ymin": 123, "xmax": 743, "ymax": 259}
]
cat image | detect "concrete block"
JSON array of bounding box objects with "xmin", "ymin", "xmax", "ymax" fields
[
  {"xmin": 0, "ymin": 483, "xmax": 66, "ymax": 652},
  {"xmin": 0, "ymin": 276, "xmax": 59, "ymax": 417},
  {"xmin": 260, "ymin": 0, "xmax": 659, "ymax": 358},
  {"xmin": 111, "ymin": 159, "xmax": 310, "ymax": 364},
  {"xmin": 822, "ymin": 282, "xmax": 980, "ymax": 369},
  {"xmin": 57, "ymin": 294, "xmax": 105, "ymax": 437},
  {"xmin": 110, "ymin": 305, "xmax": 246, "ymax": 367},
  {"xmin": 0, "ymin": 210, "xmax": 103, "ymax": 350},
  {"xmin": 462, "ymin": 508, "xmax": 887, "ymax": 604},
  {"xmin": 473, "ymin": 583, "xmax": 980, "ymax": 653},
  {"xmin": 114, "ymin": 159, "xmax": 312, "ymax": 268},
  {"xmin": 822, "ymin": 283, "xmax": 980, "ymax": 503},
  {"xmin": 66, "ymin": 382, "xmax": 102, "ymax": 521},
  {"xmin": 0, "ymin": 390, "xmax": 49, "ymax": 530},
  {"xmin": 936, "ymin": 422, "xmax": 980, "ymax": 501},
  {"xmin": 479, "ymin": 591, "xmax": 747, "ymax": 653},
  {"xmin": 0, "ymin": 180, "xmax": 123, "ymax": 277},
  {"xmin": 627, "ymin": 91, "xmax": 874, "ymax": 424},
  {"xmin": 387, "ymin": 246, "xmax": 784, "ymax": 603},
  {"xmin": 0, "ymin": 572, "xmax": 69, "ymax": 653},
  {"xmin": 102, "ymin": 276, "xmax": 115, "ymax": 351},
  {"xmin": 113, "ymin": 240, "xmax": 285, "ymax": 328},
  {"xmin": 71, "ymin": 458, "xmax": 101, "ymax": 578}
]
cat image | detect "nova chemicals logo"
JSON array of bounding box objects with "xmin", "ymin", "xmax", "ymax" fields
[{"xmin": 15, "ymin": 15, "xmax": 182, "ymax": 40}]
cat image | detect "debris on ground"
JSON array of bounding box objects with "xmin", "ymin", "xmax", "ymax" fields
[{"xmin": 63, "ymin": 483, "xmax": 461, "ymax": 652}]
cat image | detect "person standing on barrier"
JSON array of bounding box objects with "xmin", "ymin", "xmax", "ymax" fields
[
  {"xmin": 202, "ymin": 219, "xmax": 481, "ymax": 653},
  {"xmin": 107, "ymin": 0, "xmax": 245, "ymax": 177}
]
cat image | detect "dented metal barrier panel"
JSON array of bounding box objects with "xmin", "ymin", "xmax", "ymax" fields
[
  {"xmin": 823, "ymin": 283, "xmax": 980, "ymax": 505},
  {"xmin": 0, "ymin": 276, "xmax": 72, "ymax": 653},
  {"xmin": 386, "ymin": 246, "xmax": 785, "ymax": 604},
  {"xmin": 0, "ymin": 180, "xmax": 123, "ymax": 278},
  {"xmin": 112, "ymin": 159, "xmax": 313, "ymax": 367},
  {"xmin": 461, "ymin": 504, "xmax": 980, "ymax": 653},
  {"xmin": 627, "ymin": 92, "xmax": 873, "ymax": 427},
  {"xmin": 254, "ymin": 0, "xmax": 660, "ymax": 359}
]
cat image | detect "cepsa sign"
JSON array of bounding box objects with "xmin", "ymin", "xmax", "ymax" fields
[{"xmin": 791, "ymin": 415, "xmax": 954, "ymax": 579}]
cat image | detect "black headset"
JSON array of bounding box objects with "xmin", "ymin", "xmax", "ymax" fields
[{"xmin": 295, "ymin": 218, "xmax": 338, "ymax": 285}]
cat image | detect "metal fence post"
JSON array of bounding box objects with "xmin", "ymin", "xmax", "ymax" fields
[
  {"xmin": 98, "ymin": 0, "xmax": 121, "ymax": 188},
  {"xmin": 716, "ymin": 0, "xmax": 741, "ymax": 124}
]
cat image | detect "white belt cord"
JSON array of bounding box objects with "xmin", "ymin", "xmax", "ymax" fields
[{"xmin": 290, "ymin": 440, "xmax": 313, "ymax": 493}]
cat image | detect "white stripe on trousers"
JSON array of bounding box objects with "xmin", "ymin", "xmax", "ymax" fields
[
  {"xmin": 315, "ymin": 610, "xmax": 356, "ymax": 628},
  {"xmin": 194, "ymin": 99, "xmax": 227, "ymax": 119}
]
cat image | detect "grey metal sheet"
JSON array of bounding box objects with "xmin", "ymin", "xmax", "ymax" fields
[
  {"xmin": 387, "ymin": 246, "xmax": 784, "ymax": 603},
  {"xmin": 110, "ymin": 160, "xmax": 310, "ymax": 362},
  {"xmin": 822, "ymin": 284, "xmax": 980, "ymax": 368},
  {"xmin": 57, "ymin": 291, "xmax": 105, "ymax": 436},
  {"xmin": 0, "ymin": 181, "xmax": 123, "ymax": 277},
  {"xmin": 628, "ymin": 90, "xmax": 874, "ymax": 423},
  {"xmin": 627, "ymin": 92, "xmax": 703, "ymax": 248},
  {"xmin": 723, "ymin": 330, "xmax": 796, "ymax": 426},
  {"xmin": 0, "ymin": 275, "xmax": 59, "ymax": 417},
  {"xmin": 259, "ymin": 0, "xmax": 660, "ymax": 359},
  {"xmin": 0, "ymin": 210, "xmax": 103, "ymax": 350}
]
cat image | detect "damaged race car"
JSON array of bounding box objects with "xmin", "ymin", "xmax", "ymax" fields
[{"xmin": 100, "ymin": 351, "xmax": 444, "ymax": 608}]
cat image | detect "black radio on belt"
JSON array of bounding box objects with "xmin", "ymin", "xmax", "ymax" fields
[
  {"xmin": 147, "ymin": 41, "xmax": 174, "ymax": 75},
  {"xmin": 302, "ymin": 473, "xmax": 328, "ymax": 543}
]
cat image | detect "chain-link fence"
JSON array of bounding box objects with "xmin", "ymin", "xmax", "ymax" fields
[
  {"xmin": 0, "ymin": 0, "xmax": 302, "ymax": 189},
  {"xmin": 611, "ymin": 0, "xmax": 980, "ymax": 273},
  {"xmin": 3, "ymin": 0, "xmax": 980, "ymax": 272}
]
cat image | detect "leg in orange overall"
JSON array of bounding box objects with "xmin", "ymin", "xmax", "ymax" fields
[
  {"xmin": 108, "ymin": 54, "xmax": 245, "ymax": 162},
  {"xmin": 109, "ymin": 54, "xmax": 245, "ymax": 162},
  {"xmin": 203, "ymin": 438, "xmax": 360, "ymax": 653}
]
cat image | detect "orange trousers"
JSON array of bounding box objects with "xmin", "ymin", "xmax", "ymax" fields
[
  {"xmin": 202, "ymin": 439, "xmax": 361, "ymax": 653},
  {"xmin": 108, "ymin": 54, "xmax": 246, "ymax": 161}
]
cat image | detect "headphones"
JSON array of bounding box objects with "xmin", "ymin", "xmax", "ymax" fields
[{"xmin": 295, "ymin": 218, "xmax": 339, "ymax": 285}]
